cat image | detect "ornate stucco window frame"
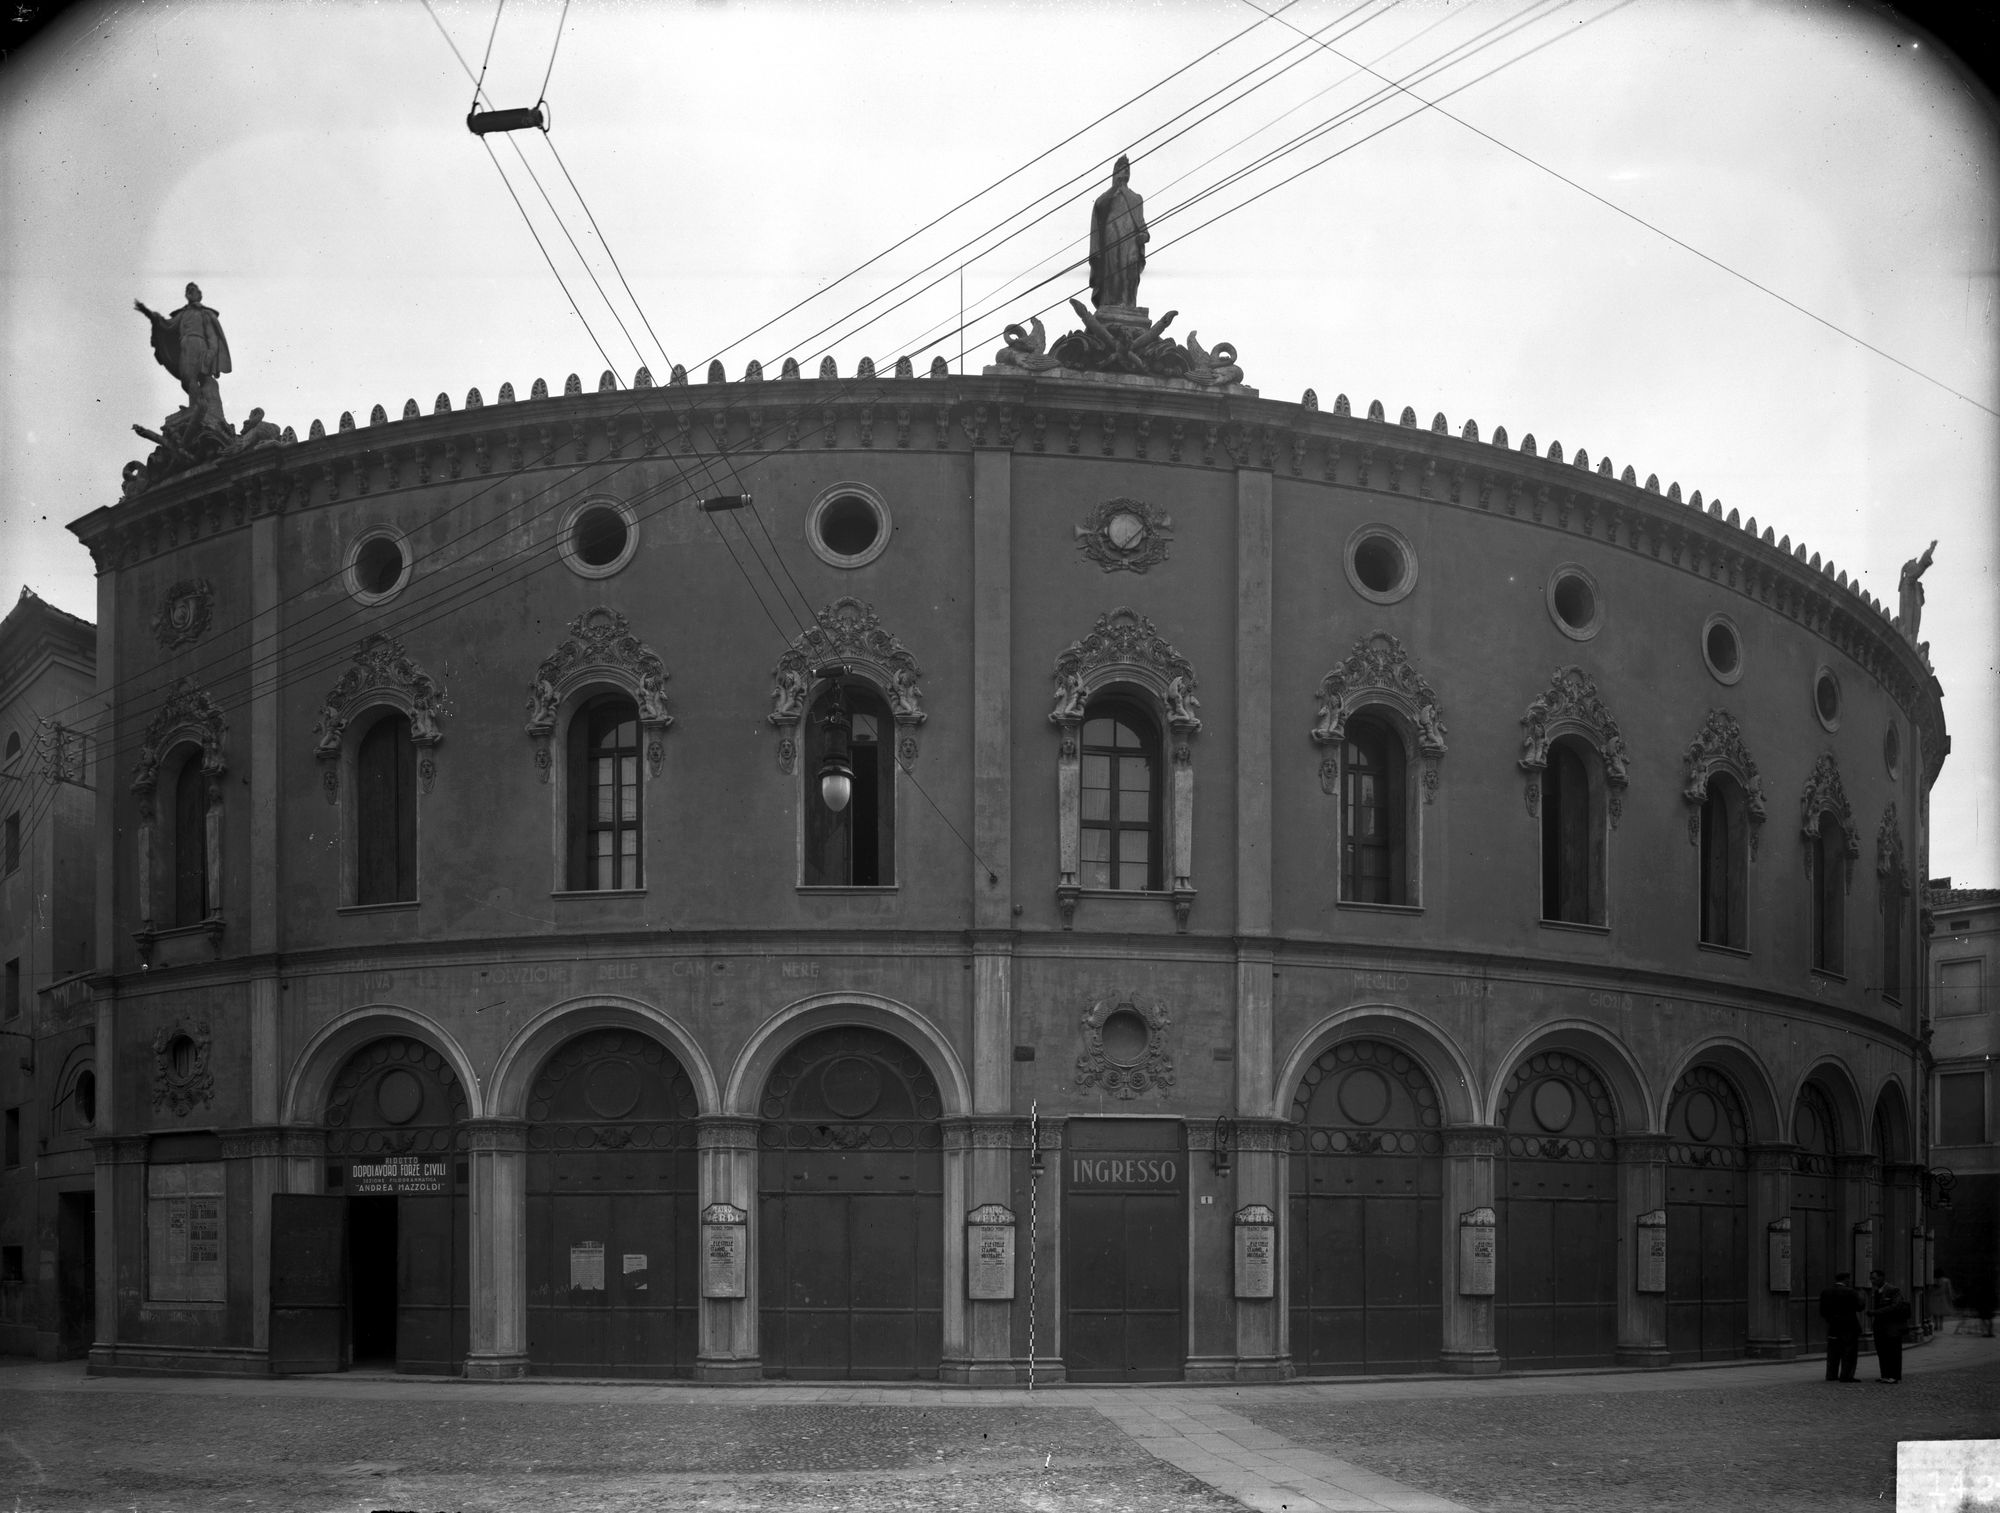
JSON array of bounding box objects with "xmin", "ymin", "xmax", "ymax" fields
[
  {"xmin": 1519, "ymin": 665, "xmax": 1629, "ymax": 930},
  {"xmin": 130, "ymin": 677, "xmax": 228, "ymax": 962},
  {"xmin": 1680, "ymin": 709, "xmax": 1768, "ymax": 854},
  {"xmin": 313, "ymin": 633, "xmax": 449, "ymax": 907},
  {"xmin": 524, "ymin": 608, "xmax": 675, "ymax": 894},
  {"xmin": 1311, "ymin": 632, "xmax": 1447, "ymax": 910},
  {"xmin": 1049, "ymin": 608, "xmax": 1200, "ymax": 932},
  {"xmin": 765, "ymin": 598, "xmax": 926, "ymax": 890}
]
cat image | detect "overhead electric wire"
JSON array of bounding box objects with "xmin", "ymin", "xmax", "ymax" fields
[
  {"xmin": 1238, "ymin": 0, "xmax": 2000, "ymax": 418},
  {"xmin": 536, "ymin": 0, "xmax": 571, "ymax": 104},
  {"xmin": 31, "ymin": 0, "xmax": 1610, "ymax": 788}
]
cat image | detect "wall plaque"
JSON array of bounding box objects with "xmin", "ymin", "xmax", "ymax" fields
[
  {"xmin": 1235, "ymin": 1205, "xmax": 1277, "ymax": 1300},
  {"xmin": 1767, "ymin": 1217, "xmax": 1793, "ymax": 1293},
  {"xmin": 570, "ymin": 1240, "xmax": 606, "ymax": 1291},
  {"xmin": 1458, "ymin": 1206, "xmax": 1497, "ymax": 1297},
  {"xmin": 345, "ymin": 1155, "xmax": 449, "ymax": 1194},
  {"xmin": 1637, "ymin": 1209, "xmax": 1668, "ymax": 1294},
  {"xmin": 1852, "ymin": 1218, "xmax": 1875, "ymax": 1283},
  {"xmin": 702, "ymin": 1202, "xmax": 748, "ymax": 1298},
  {"xmin": 966, "ymin": 1203, "xmax": 1016, "ymax": 1301}
]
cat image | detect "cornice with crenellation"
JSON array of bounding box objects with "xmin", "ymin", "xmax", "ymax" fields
[{"xmin": 70, "ymin": 375, "xmax": 1944, "ymax": 777}]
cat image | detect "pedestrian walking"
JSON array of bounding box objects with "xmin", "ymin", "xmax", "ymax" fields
[
  {"xmin": 1871, "ymin": 1284, "xmax": 1911, "ymax": 1383},
  {"xmin": 1818, "ymin": 1271, "xmax": 1863, "ymax": 1381}
]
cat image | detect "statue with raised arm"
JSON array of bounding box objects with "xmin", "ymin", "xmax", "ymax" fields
[
  {"xmin": 1089, "ymin": 155, "xmax": 1149, "ymax": 310},
  {"xmin": 1898, "ymin": 540, "xmax": 1937, "ymax": 639},
  {"xmin": 135, "ymin": 282, "xmax": 232, "ymax": 432}
]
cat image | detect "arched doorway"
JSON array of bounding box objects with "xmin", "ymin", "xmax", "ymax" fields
[
  {"xmin": 1790, "ymin": 1081, "xmax": 1840, "ymax": 1354},
  {"xmin": 1287, "ymin": 1039, "xmax": 1444, "ymax": 1374},
  {"xmin": 1666, "ymin": 1066, "xmax": 1750, "ymax": 1361},
  {"xmin": 525, "ymin": 1029, "xmax": 699, "ymax": 1377},
  {"xmin": 758, "ymin": 1025, "xmax": 943, "ymax": 1379},
  {"xmin": 323, "ymin": 1036, "xmax": 468, "ymax": 1373},
  {"xmin": 1495, "ymin": 1050, "xmax": 1620, "ymax": 1369}
]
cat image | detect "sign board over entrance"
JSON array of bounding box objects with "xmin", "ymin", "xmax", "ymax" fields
[
  {"xmin": 344, "ymin": 1155, "xmax": 449, "ymax": 1194},
  {"xmin": 1068, "ymin": 1155, "xmax": 1181, "ymax": 1188}
]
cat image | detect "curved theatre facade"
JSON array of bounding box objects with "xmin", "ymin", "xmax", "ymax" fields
[{"xmin": 69, "ymin": 290, "xmax": 1945, "ymax": 1381}]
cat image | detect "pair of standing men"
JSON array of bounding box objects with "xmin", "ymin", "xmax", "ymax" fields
[{"xmin": 1818, "ymin": 1270, "xmax": 1909, "ymax": 1382}]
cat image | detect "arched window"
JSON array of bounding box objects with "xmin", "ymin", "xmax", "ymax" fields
[
  {"xmin": 805, "ymin": 679, "xmax": 896, "ymax": 887},
  {"xmin": 1881, "ymin": 868, "xmax": 1904, "ymax": 1000},
  {"xmin": 1541, "ymin": 738, "xmax": 1602, "ymax": 924},
  {"xmin": 355, "ymin": 712, "xmax": 416, "ymax": 904},
  {"xmin": 1812, "ymin": 815, "xmax": 1845, "ymax": 973},
  {"xmin": 172, "ymin": 751, "xmax": 209, "ymax": 925},
  {"xmin": 1341, "ymin": 715, "xmax": 1407, "ymax": 905},
  {"xmin": 568, "ymin": 695, "xmax": 642, "ymax": 891},
  {"xmin": 1079, "ymin": 695, "xmax": 1160, "ymax": 892},
  {"xmin": 1699, "ymin": 775, "xmax": 1748, "ymax": 949}
]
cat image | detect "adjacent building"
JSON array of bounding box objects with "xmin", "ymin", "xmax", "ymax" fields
[
  {"xmin": 1928, "ymin": 882, "xmax": 1999, "ymax": 1319},
  {"xmin": 0, "ymin": 587, "xmax": 99, "ymax": 1359}
]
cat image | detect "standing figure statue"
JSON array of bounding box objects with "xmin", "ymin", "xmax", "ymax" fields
[
  {"xmin": 1898, "ymin": 539, "xmax": 1937, "ymax": 639},
  {"xmin": 1089, "ymin": 155, "xmax": 1149, "ymax": 310},
  {"xmin": 135, "ymin": 283, "xmax": 232, "ymax": 433}
]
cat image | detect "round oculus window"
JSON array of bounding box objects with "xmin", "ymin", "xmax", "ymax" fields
[
  {"xmin": 346, "ymin": 530, "xmax": 411, "ymax": 605},
  {"xmin": 1702, "ymin": 613, "xmax": 1743, "ymax": 685},
  {"xmin": 807, "ymin": 483, "xmax": 892, "ymax": 568},
  {"xmin": 75, "ymin": 1069, "xmax": 96, "ymax": 1125},
  {"xmin": 375, "ymin": 1068, "xmax": 424, "ymax": 1126},
  {"xmin": 1531, "ymin": 1078, "xmax": 1576, "ymax": 1134},
  {"xmin": 1099, "ymin": 1008, "xmax": 1152, "ymax": 1067},
  {"xmin": 1883, "ymin": 722, "xmax": 1901, "ymax": 778},
  {"xmin": 1546, "ymin": 564, "xmax": 1601, "ymax": 640},
  {"xmin": 560, "ymin": 498, "xmax": 638, "ymax": 578},
  {"xmin": 1342, "ymin": 523, "xmax": 1417, "ymax": 605},
  {"xmin": 1336, "ymin": 1067, "xmax": 1392, "ymax": 1126},
  {"xmin": 1814, "ymin": 666, "xmax": 1842, "ymax": 731}
]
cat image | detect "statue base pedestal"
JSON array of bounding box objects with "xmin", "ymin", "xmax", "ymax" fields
[{"xmin": 1093, "ymin": 303, "xmax": 1151, "ymax": 330}]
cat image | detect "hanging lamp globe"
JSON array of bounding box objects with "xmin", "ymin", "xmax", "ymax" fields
[{"xmin": 817, "ymin": 673, "xmax": 855, "ymax": 813}]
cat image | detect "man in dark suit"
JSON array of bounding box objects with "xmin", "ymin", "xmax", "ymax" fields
[{"xmin": 1819, "ymin": 1270, "xmax": 1863, "ymax": 1381}]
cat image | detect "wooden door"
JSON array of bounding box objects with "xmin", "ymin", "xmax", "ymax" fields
[
  {"xmin": 1666, "ymin": 1067, "xmax": 1750, "ymax": 1361},
  {"xmin": 1064, "ymin": 1120, "xmax": 1187, "ymax": 1382},
  {"xmin": 269, "ymin": 1194, "xmax": 346, "ymax": 1374}
]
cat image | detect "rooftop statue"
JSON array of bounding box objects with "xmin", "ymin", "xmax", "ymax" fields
[
  {"xmin": 1898, "ymin": 539, "xmax": 1936, "ymax": 640},
  {"xmin": 1089, "ymin": 155, "xmax": 1149, "ymax": 311},
  {"xmin": 136, "ymin": 283, "xmax": 232, "ymax": 433}
]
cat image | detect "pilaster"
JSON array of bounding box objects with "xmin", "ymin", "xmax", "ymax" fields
[
  {"xmin": 1441, "ymin": 1125, "xmax": 1503, "ymax": 1374},
  {"xmin": 461, "ymin": 1118, "xmax": 529, "ymax": 1379},
  {"xmin": 1615, "ymin": 1134, "xmax": 1670, "ymax": 1366},
  {"xmin": 1746, "ymin": 1142, "xmax": 1797, "ymax": 1359},
  {"xmin": 248, "ymin": 511, "xmax": 280, "ymax": 956},
  {"xmin": 1230, "ymin": 1117, "xmax": 1291, "ymax": 1380},
  {"xmin": 940, "ymin": 1117, "xmax": 1032, "ymax": 1383},
  {"xmin": 87, "ymin": 1134, "xmax": 146, "ymax": 1374},
  {"xmin": 695, "ymin": 1116, "xmax": 760, "ymax": 1381}
]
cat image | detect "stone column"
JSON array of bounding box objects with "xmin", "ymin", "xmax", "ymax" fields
[
  {"xmin": 1023, "ymin": 1114, "xmax": 1065, "ymax": 1384},
  {"xmin": 88, "ymin": 1134, "xmax": 146, "ymax": 1374},
  {"xmin": 695, "ymin": 1116, "xmax": 760, "ymax": 1381},
  {"xmin": 461, "ymin": 1118, "xmax": 528, "ymax": 1379},
  {"xmin": 280, "ymin": 1127, "xmax": 326, "ymax": 1198},
  {"xmin": 1230, "ymin": 1118, "xmax": 1291, "ymax": 1380},
  {"xmin": 1747, "ymin": 1142, "xmax": 1796, "ymax": 1359},
  {"xmin": 1884, "ymin": 1160, "xmax": 1924, "ymax": 1305},
  {"xmin": 1616, "ymin": 1134, "xmax": 1670, "ymax": 1366},
  {"xmin": 941, "ymin": 1116, "xmax": 1025, "ymax": 1383},
  {"xmin": 220, "ymin": 1126, "xmax": 288, "ymax": 1359},
  {"xmin": 92, "ymin": 575, "xmax": 117, "ymax": 977},
  {"xmin": 1441, "ymin": 1125, "xmax": 1503, "ymax": 1373}
]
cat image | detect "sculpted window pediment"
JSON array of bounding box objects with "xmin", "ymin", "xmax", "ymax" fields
[
  {"xmin": 132, "ymin": 677, "xmax": 228, "ymax": 802},
  {"xmin": 1518, "ymin": 666, "xmax": 1630, "ymax": 826},
  {"xmin": 524, "ymin": 608, "xmax": 674, "ymax": 782},
  {"xmin": 1800, "ymin": 752, "xmax": 1860, "ymax": 892},
  {"xmin": 130, "ymin": 678, "xmax": 228, "ymax": 959},
  {"xmin": 1680, "ymin": 709, "xmax": 1768, "ymax": 853},
  {"xmin": 767, "ymin": 598, "xmax": 926, "ymax": 774},
  {"xmin": 1311, "ymin": 632, "xmax": 1447, "ymax": 803},
  {"xmin": 313, "ymin": 633, "xmax": 449, "ymax": 803}
]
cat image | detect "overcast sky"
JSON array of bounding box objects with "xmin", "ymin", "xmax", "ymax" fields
[{"xmin": 2, "ymin": 0, "xmax": 1994, "ymax": 884}]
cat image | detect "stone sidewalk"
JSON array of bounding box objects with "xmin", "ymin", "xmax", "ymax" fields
[{"xmin": 5, "ymin": 1334, "xmax": 1994, "ymax": 1513}]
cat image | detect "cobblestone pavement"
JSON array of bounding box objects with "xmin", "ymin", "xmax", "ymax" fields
[{"xmin": 0, "ymin": 1335, "xmax": 1992, "ymax": 1513}]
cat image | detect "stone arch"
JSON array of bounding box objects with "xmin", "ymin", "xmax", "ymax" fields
[
  {"xmin": 1658, "ymin": 1038, "xmax": 1783, "ymax": 1145},
  {"xmin": 488, "ymin": 996, "xmax": 721, "ymax": 1120},
  {"xmin": 1484, "ymin": 1020, "xmax": 1653, "ymax": 1132},
  {"xmin": 1871, "ymin": 1077, "xmax": 1913, "ymax": 1162},
  {"xmin": 724, "ymin": 992, "xmax": 970, "ymax": 1118},
  {"xmin": 283, "ymin": 1005, "xmax": 484, "ymax": 1124},
  {"xmin": 1276, "ymin": 1005, "xmax": 1478, "ymax": 1126},
  {"xmin": 1789, "ymin": 1057, "xmax": 1868, "ymax": 1153}
]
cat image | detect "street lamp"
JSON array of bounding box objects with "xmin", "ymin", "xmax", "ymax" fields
[{"xmin": 815, "ymin": 668, "xmax": 854, "ymax": 814}]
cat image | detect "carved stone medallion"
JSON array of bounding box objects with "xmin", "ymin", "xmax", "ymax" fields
[
  {"xmin": 151, "ymin": 579, "xmax": 215, "ymax": 651},
  {"xmin": 1075, "ymin": 995, "xmax": 1175, "ymax": 1099},
  {"xmin": 152, "ymin": 1017, "xmax": 215, "ymax": 1116},
  {"xmin": 1075, "ymin": 497, "xmax": 1173, "ymax": 573}
]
